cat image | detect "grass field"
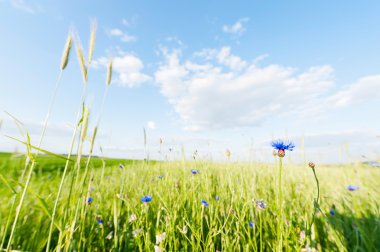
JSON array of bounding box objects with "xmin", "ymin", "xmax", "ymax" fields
[
  {"xmin": 1, "ymin": 25, "xmax": 380, "ymax": 252},
  {"xmin": 0, "ymin": 152, "xmax": 379, "ymax": 251}
]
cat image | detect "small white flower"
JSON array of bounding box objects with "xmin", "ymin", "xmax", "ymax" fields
[
  {"xmin": 181, "ymin": 225, "xmax": 187, "ymax": 234},
  {"xmin": 154, "ymin": 245, "xmax": 164, "ymax": 252},
  {"xmin": 156, "ymin": 232, "xmax": 166, "ymax": 244},
  {"xmin": 129, "ymin": 214, "xmax": 137, "ymax": 223},
  {"xmin": 299, "ymin": 230, "xmax": 306, "ymax": 241},
  {"xmin": 106, "ymin": 231, "xmax": 113, "ymax": 240},
  {"xmin": 132, "ymin": 228, "xmax": 142, "ymax": 237}
]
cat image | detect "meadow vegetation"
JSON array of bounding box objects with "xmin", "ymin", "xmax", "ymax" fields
[
  {"xmin": 0, "ymin": 153, "xmax": 379, "ymax": 251},
  {"xmin": 0, "ymin": 24, "xmax": 379, "ymax": 252}
]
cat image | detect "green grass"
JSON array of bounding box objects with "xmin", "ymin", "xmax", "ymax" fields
[
  {"xmin": 0, "ymin": 153, "xmax": 379, "ymax": 251},
  {"xmin": 1, "ymin": 24, "xmax": 380, "ymax": 252}
]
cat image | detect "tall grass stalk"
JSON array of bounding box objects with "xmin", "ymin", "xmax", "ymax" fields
[
  {"xmin": 5, "ymin": 32, "xmax": 70, "ymax": 250},
  {"xmin": 46, "ymin": 36, "xmax": 89, "ymax": 252},
  {"xmin": 309, "ymin": 163, "xmax": 321, "ymax": 247},
  {"xmin": 75, "ymin": 59, "xmax": 112, "ymax": 250},
  {"xmin": 45, "ymin": 80, "xmax": 87, "ymax": 252}
]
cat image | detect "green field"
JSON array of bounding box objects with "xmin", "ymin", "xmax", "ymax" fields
[
  {"xmin": 1, "ymin": 23, "xmax": 380, "ymax": 252},
  {"xmin": 0, "ymin": 152, "xmax": 379, "ymax": 251}
]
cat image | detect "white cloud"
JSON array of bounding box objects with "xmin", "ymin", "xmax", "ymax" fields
[
  {"xmin": 222, "ymin": 18, "xmax": 250, "ymax": 35},
  {"xmin": 11, "ymin": 0, "xmax": 36, "ymax": 14},
  {"xmin": 195, "ymin": 47, "xmax": 247, "ymax": 71},
  {"xmin": 120, "ymin": 34, "xmax": 137, "ymax": 43},
  {"xmin": 147, "ymin": 121, "xmax": 156, "ymax": 130},
  {"xmin": 109, "ymin": 28, "xmax": 123, "ymax": 36},
  {"xmin": 328, "ymin": 75, "xmax": 380, "ymax": 107},
  {"xmin": 94, "ymin": 54, "xmax": 151, "ymax": 87},
  {"xmin": 155, "ymin": 47, "xmax": 334, "ymax": 131},
  {"xmin": 122, "ymin": 16, "xmax": 137, "ymax": 27},
  {"xmin": 108, "ymin": 28, "xmax": 137, "ymax": 43}
]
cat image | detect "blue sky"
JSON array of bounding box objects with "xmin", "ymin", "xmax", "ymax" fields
[{"xmin": 1, "ymin": 0, "xmax": 380, "ymax": 163}]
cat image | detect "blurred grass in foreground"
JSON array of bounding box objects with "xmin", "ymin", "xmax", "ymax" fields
[{"xmin": 0, "ymin": 152, "xmax": 379, "ymax": 251}]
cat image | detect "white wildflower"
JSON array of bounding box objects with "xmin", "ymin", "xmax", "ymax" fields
[
  {"xmin": 156, "ymin": 232, "xmax": 166, "ymax": 244},
  {"xmin": 129, "ymin": 214, "xmax": 137, "ymax": 223}
]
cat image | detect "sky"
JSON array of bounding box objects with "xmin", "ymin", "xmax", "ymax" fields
[{"xmin": 1, "ymin": 0, "xmax": 380, "ymax": 163}]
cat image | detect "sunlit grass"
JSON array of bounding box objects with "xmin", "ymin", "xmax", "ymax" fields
[
  {"xmin": 0, "ymin": 155, "xmax": 379, "ymax": 251},
  {"xmin": 0, "ymin": 23, "xmax": 379, "ymax": 252}
]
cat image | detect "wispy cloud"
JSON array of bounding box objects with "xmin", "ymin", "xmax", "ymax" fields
[
  {"xmin": 328, "ymin": 74, "xmax": 380, "ymax": 107},
  {"xmin": 108, "ymin": 28, "xmax": 137, "ymax": 43},
  {"xmin": 122, "ymin": 16, "xmax": 138, "ymax": 27},
  {"xmin": 222, "ymin": 17, "xmax": 250, "ymax": 36},
  {"xmin": 10, "ymin": 0, "xmax": 37, "ymax": 14}
]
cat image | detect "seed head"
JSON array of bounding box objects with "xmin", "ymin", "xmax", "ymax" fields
[
  {"xmin": 308, "ymin": 162, "xmax": 315, "ymax": 169},
  {"xmin": 278, "ymin": 149, "xmax": 285, "ymax": 157},
  {"xmin": 88, "ymin": 20, "xmax": 97, "ymax": 64},
  {"xmin": 60, "ymin": 33, "xmax": 72, "ymax": 70},
  {"xmin": 106, "ymin": 59, "xmax": 113, "ymax": 86}
]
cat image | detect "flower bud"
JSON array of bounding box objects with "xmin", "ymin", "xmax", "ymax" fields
[
  {"xmin": 308, "ymin": 162, "xmax": 315, "ymax": 169},
  {"xmin": 278, "ymin": 149, "xmax": 285, "ymax": 157}
]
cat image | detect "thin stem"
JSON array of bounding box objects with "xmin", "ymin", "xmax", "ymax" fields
[
  {"xmin": 309, "ymin": 168, "xmax": 320, "ymax": 241},
  {"xmin": 46, "ymin": 82, "xmax": 87, "ymax": 252},
  {"xmin": 259, "ymin": 212, "xmax": 263, "ymax": 252},
  {"xmin": 277, "ymin": 157, "xmax": 283, "ymax": 251},
  {"xmin": 6, "ymin": 71, "xmax": 63, "ymax": 251}
]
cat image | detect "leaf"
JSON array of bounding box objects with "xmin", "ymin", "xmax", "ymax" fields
[
  {"xmin": 0, "ymin": 172, "xmax": 17, "ymax": 194},
  {"xmin": 4, "ymin": 135, "xmax": 74, "ymax": 162},
  {"xmin": 15, "ymin": 181, "xmax": 62, "ymax": 232}
]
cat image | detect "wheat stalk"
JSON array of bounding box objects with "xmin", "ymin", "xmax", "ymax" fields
[
  {"xmin": 80, "ymin": 107, "xmax": 90, "ymax": 143},
  {"xmin": 60, "ymin": 33, "xmax": 72, "ymax": 70},
  {"xmin": 106, "ymin": 59, "xmax": 113, "ymax": 86},
  {"xmin": 75, "ymin": 41, "xmax": 88, "ymax": 83}
]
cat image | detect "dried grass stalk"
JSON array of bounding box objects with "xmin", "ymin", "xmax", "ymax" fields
[
  {"xmin": 60, "ymin": 33, "xmax": 72, "ymax": 70},
  {"xmin": 106, "ymin": 59, "xmax": 113, "ymax": 86},
  {"xmin": 75, "ymin": 42, "xmax": 88, "ymax": 83},
  {"xmin": 88, "ymin": 20, "xmax": 97, "ymax": 64}
]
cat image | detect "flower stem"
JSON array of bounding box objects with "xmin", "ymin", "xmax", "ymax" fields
[
  {"xmin": 277, "ymin": 157, "xmax": 283, "ymax": 251},
  {"xmin": 309, "ymin": 167, "xmax": 320, "ymax": 242}
]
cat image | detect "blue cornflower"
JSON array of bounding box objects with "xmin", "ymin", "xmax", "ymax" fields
[
  {"xmin": 97, "ymin": 219, "xmax": 104, "ymax": 225},
  {"xmin": 87, "ymin": 197, "xmax": 93, "ymax": 204},
  {"xmin": 191, "ymin": 169, "xmax": 200, "ymax": 175},
  {"xmin": 249, "ymin": 222, "xmax": 254, "ymax": 228},
  {"xmin": 215, "ymin": 196, "xmax": 220, "ymax": 201},
  {"xmin": 271, "ymin": 139, "xmax": 295, "ymax": 157},
  {"xmin": 201, "ymin": 200, "xmax": 209, "ymax": 207},
  {"xmin": 368, "ymin": 161, "xmax": 380, "ymax": 167},
  {"xmin": 347, "ymin": 185, "xmax": 360, "ymax": 191},
  {"xmin": 329, "ymin": 209, "xmax": 335, "ymax": 216},
  {"xmin": 271, "ymin": 139, "xmax": 295, "ymax": 151},
  {"xmin": 141, "ymin": 195, "xmax": 152, "ymax": 203},
  {"xmin": 119, "ymin": 164, "xmax": 124, "ymax": 169},
  {"xmin": 158, "ymin": 175, "xmax": 164, "ymax": 179},
  {"xmin": 255, "ymin": 199, "xmax": 267, "ymax": 210}
]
